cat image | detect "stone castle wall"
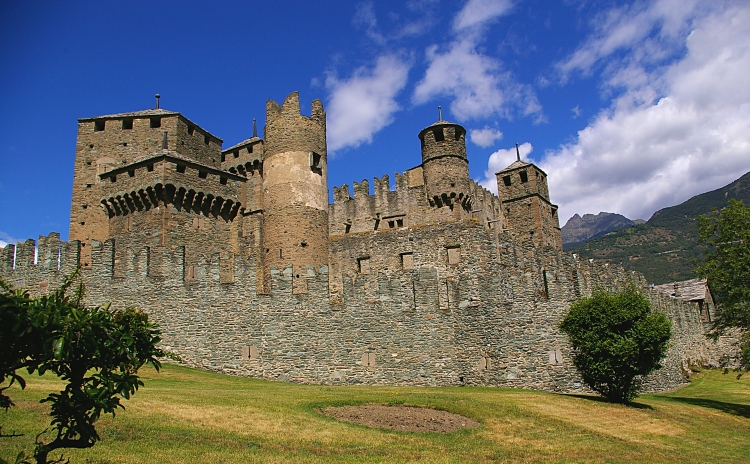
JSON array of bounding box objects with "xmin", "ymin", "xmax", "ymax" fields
[{"xmin": 0, "ymin": 229, "xmax": 727, "ymax": 392}]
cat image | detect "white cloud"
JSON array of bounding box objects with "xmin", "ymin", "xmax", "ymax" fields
[
  {"xmin": 412, "ymin": 0, "xmax": 541, "ymax": 122},
  {"xmin": 571, "ymin": 105, "xmax": 581, "ymax": 118},
  {"xmin": 325, "ymin": 55, "xmax": 411, "ymax": 153},
  {"xmin": 413, "ymin": 38, "xmax": 542, "ymax": 121},
  {"xmin": 478, "ymin": 142, "xmax": 533, "ymax": 193},
  {"xmin": 453, "ymin": 0, "xmax": 514, "ymax": 33},
  {"xmin": 542, "ymin": 1, "xmax": 750, "ymax": 223},
  {"xmin": 470, "ymin": 126, "xmax": 503, "ymax": 148}
]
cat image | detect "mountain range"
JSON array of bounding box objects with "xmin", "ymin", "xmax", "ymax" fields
[{"xmin": 562, "ymin": 171, "xmax": 750, "ymax": 285}]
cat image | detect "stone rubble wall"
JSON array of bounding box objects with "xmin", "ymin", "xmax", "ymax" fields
[{"xmin": 0, "ymin": 227, "xmax": 732, "ymax": 393}]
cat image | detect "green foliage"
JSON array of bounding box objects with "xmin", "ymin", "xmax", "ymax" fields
[
  {"xmin": 0, "ymin": 275, "xmax": 163, "ymax": 464},
  {"xmin": 559, "ymin": 286, "xmax": 672, "ymax": 404},
  {"xmin": 696, "ymin": 199, "xmax": 750, "ymax": 370}
]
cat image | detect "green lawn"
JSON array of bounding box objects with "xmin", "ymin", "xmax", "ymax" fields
[{"xmin": 1, "ymin": 365, "xmax": 749, "ymax": 463}]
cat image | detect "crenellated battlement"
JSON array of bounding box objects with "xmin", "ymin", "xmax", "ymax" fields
[{"xmin": 6, "ymin": 90, "xmax": 728, "ymax": 392}]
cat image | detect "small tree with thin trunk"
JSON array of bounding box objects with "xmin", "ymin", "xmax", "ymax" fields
[
  {"xmin": 1, "ymin": 275, "xmax": 163, "ymax": 464},
  {"xmin": 559, "ymin": 285, "xmax": 672, "ymax": 404}
]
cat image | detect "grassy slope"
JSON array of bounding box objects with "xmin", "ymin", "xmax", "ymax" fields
[
  {"xmin": 1, "ymin": 364, "xmax": 749, "ymax": 463},
  {"xmin": 566, "ymin": 171, "xmax": 750, "ymax": 284}
]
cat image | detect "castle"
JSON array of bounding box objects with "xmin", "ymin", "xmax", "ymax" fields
[{"xmin": 0, "ymin": 92, "xmax": 726, "ymax": 391}]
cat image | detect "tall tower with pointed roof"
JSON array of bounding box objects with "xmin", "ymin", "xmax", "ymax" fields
[{"xmin": 496, "ymin": 154, "xmax": 562, "ymax": 249}]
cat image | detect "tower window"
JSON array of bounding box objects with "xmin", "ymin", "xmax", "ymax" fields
[
  {"xmin": 357, "ymin": 257, "xmax": 370, "ymax": 274},
  {"xmin": 122, "ymin": 118, "xmax": 133, "ymax": 130},
  {"xmin": 433, "ymin": 128, "xmax": 444, "ymax": 142},
  {"xmin": 221, "ymin": 153, "xmax": 226, "ymax": 162},
  {"xmin": 248, "ymin": 145, "xmax": 253, "ymax": 153},
  {"xmin": 396, "ymin": 219, "xmax": 404, "ymax": 227},
  {"xmin": 128, "ymin": 170, "xmax": 135, "ymax": 177},
  {"xmin": 520, "ymin": 171, "xmax": 528, "ymax": 183},
  {"xmin": 187, "ymin": 125, "xmax": 195, "ymax": 136},
  {"xmin": 150, "ymin": 117, "xmax": 161, "ymax": 128},
  {"xmin": 204, "ymin": 135, "xmax": 210, "ymax": 145},
  {"xmin": 198, "ymin": 171, "xmax": 208, "ymax": 179},
  {"xmin": 94, "ymin": 120, "xmax": 105, "ymax": 131},
  {"xmin": 176, "ymin": 164, "xmax": 186, "ymax": 173},
  {"xmin": 220, "ymin": 177, "xmax": 227, "ymax": 185},
  {"xmin": 388, "ymin": 220, "xmax": 395, "ymax": 228},
  {"xmin": 454, "ymin": 128, "xmax": 464, "ymax": 140},
  {"xmin": 147, "ymin": 163, "xmax": 154, "ymax": 172},
  {"xmin": 234, "ymin": 151, "xmax": 239, "ymax": 158},
  {"xmin": 503, "ymin": 175, "xmax": 511, "ymax": 186}
]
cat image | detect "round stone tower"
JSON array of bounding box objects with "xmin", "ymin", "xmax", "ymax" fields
[
  {"xmin": 418, "ymin": 117, "xmax": 471, "ymax": 210},
  {"xmin": 262, "ymin": 91, "xmax": 329, "ymax": 280}
]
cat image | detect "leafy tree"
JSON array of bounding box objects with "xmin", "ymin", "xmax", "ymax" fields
[
  {"xmin": 559, "ymin": 286, "xmax": 672, "ymax": 404},
  {"xmin": 0, "ymin": 275, "xmax": 163, "ymax": 464},
  {"xmin": 696, "ymin": 198, "xmax": 750, "ymax": 370}
]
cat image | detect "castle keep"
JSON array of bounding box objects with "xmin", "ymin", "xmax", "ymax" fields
[{"xmin": 0, "ymin": 92, "xmax": 725, "ymax": 391}]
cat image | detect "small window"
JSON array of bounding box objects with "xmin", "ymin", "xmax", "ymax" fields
[
  {"xmin": 204, "ymin": 134, "xmax": 210, "ymax": 145},
  {"xmin": 357, "ymin": 257, "xmax": 370, "ymax": 274},
  {"xmin": 86, "ymin": 184, "xmax": 92, "ymax": 189},
  {"xmin": 150, "ymin": 117, "xmax": 161, "ymax": 128},
  {"xmin": 234, "ymin": 151, "xmax": 239, "ymax": 158},
  {"xmin": 122, "ymin": 118, "xmax": 133, "ymax": 130},
  {"xmin": 388, "ymin": 220, "xmax": 395, "ymax": 228},
  {"xmin": 396, "ymin": 219, "xmax": 404, "ymax": 227},
  {"xmin": 503, "ymin": 175, "xmax": 511, "ymax": 186},
  {"xmin": 187, "ymin": 125, "xmax": 195, "ymax": 136},
  {"xmin": 198, "ymin": 171, "xmax": 208, "ymax": 179},
  {"xmin": 433, "ymin": 128, "xmax": 444, "ymax": 142},
  {"xmin": 454, "ymin": 127, "xmax": 465, "ymax": 141},
  {"xmin": 344, "ymin": 223, "xmax": 351, "ymax": 234},
  {"xmin": 220, "ymin": 177, "xmax": 227, "ymax": 185},
  {"xmin": 221, "ymin": 153, "xmax": 226, "ymax": 162},
  {"xmin": 520, "ymin": 171, "xmax": 528, "ymax": 183},
  {"xmin": 147, "ymin": 163, "xmax": 154, "ymax": 172},
  {"xmin": 447, "ymin": 246, "xmax": 461, "ymax": 265},
  {"xmin": 128, "ymin": 170, "xmax": 135, "ymax": 177},
  {"xmin": 176, "ymin": 164, "xmax": 186, "ymax": 173},
  {"xmin": 110, "ymin": 175, "xmax": 117, "ymax": 183},
  {"xmin": 401, "ymin": 252, "xmax": 414, "ymax": 269},
  {"xmin": 310, "ymin": 151, "xmax": 322, "ymax": 172},
  {"xmin": 94, "ymin": 120, "xmax": 105, "ymax": 131},
  {"xmin": 247, "ymin": 145, "xmax": 253, "ymax": 154}
]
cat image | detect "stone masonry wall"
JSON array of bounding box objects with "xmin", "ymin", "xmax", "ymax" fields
[{"xmin": 0, "ymin": 228, "xmax": 730, "ymax": 393}]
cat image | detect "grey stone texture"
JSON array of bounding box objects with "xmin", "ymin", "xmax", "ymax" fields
[{"xmin": 0, "ymin": 91, "xmax": 733, "ymax": 393}]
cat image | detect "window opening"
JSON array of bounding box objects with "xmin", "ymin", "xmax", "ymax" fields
[
  {"xmin": 176, "ymin": 164, "xmax": 186, "ymax": 173},
  {"xmin": 357, "ymin": 257, "xmax": 370, "ymax": 274},
  {"xmin": 147, "ymin": 163, "xmax": 154, "ymax": 172},
  {"xmin": 204, "ymin": 134, "xmax": 210, "ymax": 145},
  {"xmin": 433, "ymin": 128, "xmax": 444, "ymax": 142},
  {"xmin": 122, "ymin": 118, "xmax": 133, "ymax": 130},
  {"xmin": 94, "ymin": 120, "xmax": 105, "ymax": 131},
  {"xmin": 220, "ymin": 177, "xmax": 227, "ymax": 185},
  {"xmin": 344, "ymin": 223, "xmax": 351, "ymax": 234},
  {"xmin": 198, "ymin": 171, "xmax": 208, "ymax": 179},
  {"xmin": 187, "ymin": 125, "xmax": 195, "ymax": 135},
  {"xmin": 128, "ymin": 170, "xmax": 135, "ymax": 177},
  {"xmin": 503, "ymin": 175, "xmax": 511, "ymax": 186},
  {"xmin": 396, "ymin": 219, "xmax": 404, "ymax": 227},
  {"xmin": 520, "ymin": 171, "xmax": 528, "ymax": 183},
  {"xmin": 388, "ymin": 220, "xmax": 395, "ymax": 228},
  {"xmin": 150, "ymin": 117, "xmax": 161, "ymax": 128},
  {"xmin": 234, "ymin": 151, "xmax": 239, "ymax": 158}
]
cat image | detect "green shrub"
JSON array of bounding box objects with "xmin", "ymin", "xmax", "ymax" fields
[{"xmin": 559, "ymin": 286, "xmax": 672, "ymax": 403}]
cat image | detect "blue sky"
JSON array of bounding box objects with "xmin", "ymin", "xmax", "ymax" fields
[{"xmin": 2, "ymin": 0, "xmax": 750, "ymax": 247}]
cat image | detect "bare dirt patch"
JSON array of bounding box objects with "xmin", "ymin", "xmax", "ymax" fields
[{"xmin": 319, "ymin": 404, "xmax": 481, "ymax": 433}]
